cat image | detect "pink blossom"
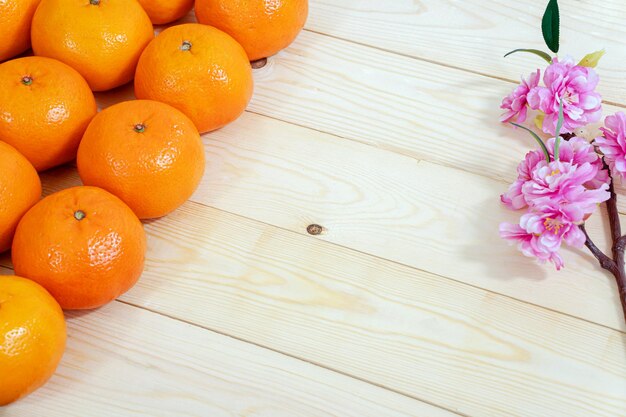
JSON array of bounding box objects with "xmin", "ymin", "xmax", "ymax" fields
[
  {"xmin": 596, "ymin": 112, "xmax": 626, "ymax": 180},
  {"xmin": 501, "ymin": 180, "xmax": 527, "ymax": 210},
  {"xmin": 500, "ymin": 207, "xmax": 586, "ymax": 270},
  {"xmin": 500, "ymin": 69, "xmax": 541, "ymax": 123},
  {"xmin": 499, "ymin": 222, "xmax": 563, "ymax": 270},
  {"xmin": 526, "ymin": 57, "xmax": 602, "ymax": 135},
  {"xmin": 501, "ymin": 137, "xmax": 608, "ymax": 210},
  {"xmin": 501, "ymin": 147, "xmax": 550, "ymax": 210},
  {"xmin": 501, "ymin": 148, "xmax": 544, "ymax": 210},
  {"xmin": 548, "ymin": 137, "xmax": 609, "ymax": 188},
  {"xmin": 522, "ymin": 160, "xmax": 610, "ymax": 222}
]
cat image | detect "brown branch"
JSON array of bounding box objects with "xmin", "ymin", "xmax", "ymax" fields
[
  {"xmin": 582, "ymin": 162, "xmax": 626, "ymax": 324},
  {"xmin": 580, "ymin": 224, "xmax": 615, "ymax": 273},
  {"xmin": 606, "ymin": 178, "xmax": 622, "ymax": 245},
  {"xmin": 612, "ymin": 222, "xmax": 626, "ymax": 323}
]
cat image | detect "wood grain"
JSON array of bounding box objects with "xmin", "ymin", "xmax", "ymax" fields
[
  {"xmin": 194, "ymin": 113, "xmax": 626, "ymax": 331},
  {"xmin": 67, "ymin": 203, "xmax": 626, "ymax": 416},
  {"xmin": 12, "ymin": 110, "xmax": 626, "ymax": 332},
  {"xmin": 0, "ymin": 10, "xmax": 623, "ymax": 416},
  {"xmin": 306, "ymin": 0, "xmax": 626, "ymax": 106},
  {"xmin": 3, "ymin": 184, "xmax": 625, "ymax": 416},
  {"xmin": 0, "ymin": 268, "xmax": 449, "ymax": 417},
  {"xmin": 100, "ymin": 18, "xmax": 626, "ymax": 214},
  {"xmin": 242, "ymin": 31, "xmax": 626, "ymax": 212}
]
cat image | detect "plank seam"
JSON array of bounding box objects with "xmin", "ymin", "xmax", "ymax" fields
[
  {"xmin": 301, "ymin": 28, "xmax": 626, "ymax": 110},
  {"xmin": 248, "ymin": 109, "xmax": 511, "ymax": 186},
  {"xmin": 0, "ymin": 267, "xmax": 463, "ymax": 415},
  {"xmin": 115, "ymin": 299, "xmax": 470, "ymax": 417},
  {"xmin": 168, "ymin": 200, "xmax": 626, "ymax": 335},
  {"xmin": 2, "ymin": 196, "xmax": 624, "ymax": 335}
]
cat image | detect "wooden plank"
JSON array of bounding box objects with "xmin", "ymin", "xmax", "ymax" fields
[
  {"xmin": 194, "ymin": 113, "xmax": 625, "ymax": 330},
  {"xmin": 50, "ymin": 203, "xmax": 626, "ymax": 415},
  {"xmin": 0, "ymin": 274, "xmax": 448, "ymax": 417},
  {"xmin": 4, "ymin": 188, "xmax": 625, "ymax": 416},
  {"xmin": 98, "ymin": 20, "xmax": 626, "ymax": 213},
  {"xmin": 9, "ymin": 112, "xmax": 624, "ymax": 331},
  {"xmin": 244, "ymin": 31, "xmax": 626, "ymax": 210},
  {"xmin": 102, "ymin": 17, "xmax": 626, "ymax": 219},
  {"xmin": 0, "ymin": 8, "xmax": 621, "ymax": 417},
  {"xmin": 306, "ymin": 0, "xmax": 626, "ymax": 106}
]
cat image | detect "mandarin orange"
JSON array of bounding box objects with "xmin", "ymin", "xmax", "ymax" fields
[
  {"xmin": 137, "ymin": 0, "xmax": 193, "ymax": 25},
  {"xmin": 195, "ymin": 0, "xmax": 308, "ymax": 61},
  {"xmin": 12, "ymin": 186, "xmax": 147, "ymax": 310},
  {"xmin": 0, "ymin": 275, "xmax": 66, "ymax": 406},
  {"xmin": 31, "ymin": 0, "xmax": 154, "ymax": 91},
  {"xmin": 77, "ymin": 100, "xmax": 205, "ymax": 219},
  {"xmin": 0, "ymin": 0, "xmax": 41, "ymax": 62},
  {"xmin": 135, "ymin": 23, "xmax": 253, "ymax": 133},
  {"xmin": 0, "ymin": 57, "xmax": 97, "ymax": 171},
  {"xmin": 0, "ymin": 141, "xmax": 41, "ymax": 253}
]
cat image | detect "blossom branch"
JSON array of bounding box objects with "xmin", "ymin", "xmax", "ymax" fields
[
  {"xmin": 606, "ymin": 179, "xmax": 622, "ymax": 245},
  {"xmin": 579, "ymin": 224, "xmax": 615, "ymax": 272},
  {"xmin": 498, "ymin": 0, "xmax": 626, "ymax": 324},
  {"xmin": 581, "ymin": 164, "xmax": 626, "ymax": 323}
]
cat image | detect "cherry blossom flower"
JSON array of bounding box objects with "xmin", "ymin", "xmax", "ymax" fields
[
  {"xmin": 522, "ymin": 160, "xmax": 609, "ymax": 222},
  {"xmin": 500, "ymin": 143, "xmax": 609, "ymax": 269},
  {"xmin": 500, "ymin": 207, "xmax": 586, "ymax": 270},
  {"xmin": 501, "ymin": 137, "xmax": 608, "ymax": 210},
  {"xmin": 526, "ymin": 57, "xmax": 602, "ymax": 135},
  {"xmin": 596, "ymin": 112, "xmax": 626, "ymax": 180},
  {"xmin": 499, "ymin": 220, "xmax": 563, "ymax": 270},
  {"xmin": 499, "ymin": 222, "xmax": 563, "ymax": 270},
  {"xmin": 500, "ymin": 69, "xmax": 541, "ymax": 123},
  {"xmin": 550, "ymin": 137, "xmax": 609, "ymax": 188}
]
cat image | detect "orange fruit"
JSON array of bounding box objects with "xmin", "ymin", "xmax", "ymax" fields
[
  {"xmin": 0, "ymin": 275, "xmax": 66, "ymax": 406},
  {"xmin": 135, "ymin": 23, "xmax": 253, "ymax": 133},
  {"xmin": 195, "ymin": 0, "xmax": 308, "ymax": 61},
  {"xmin": 0, "ymin": 0, "xmax": 41, "ymax": 62},
  {"xmin": 12, "ymin": 186, "xmax": 147, "ymax": 310},
  {"xmin": 77, "ymin": 100, "xmax": 205, "ymax": 219},
  {"xmin": 31, "ymin": 0, "xmax": 154, "ymax": 91},
  {"xmin": 137, "ymin": 0, "xmax": 193, "ymax": 25},
  {"xmin": 0, "ymin": 141, "xmax": 41, "ymax": 253},
  {"xmin": 0, "ymin": 57, "xmax": 97, "ymax": 171}
]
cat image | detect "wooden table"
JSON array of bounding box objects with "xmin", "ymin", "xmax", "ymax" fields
[{"xmin": 3, "ymin": 2, "xmax": 626, "ymax": 416}]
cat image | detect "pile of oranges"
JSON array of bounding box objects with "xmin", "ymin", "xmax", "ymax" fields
[{"xmin": 0, "ymin": 0, "xmax": 308, "ymax": 406}]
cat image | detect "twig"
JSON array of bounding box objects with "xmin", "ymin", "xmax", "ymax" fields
[
  {"xmin": 581, "ymin": 164, "xmax": 626, "ymax": 323},
  {"xmin": 606, "ymin": 177, "xmax": 622, "ymax": 245},
  {"xmin": 580, "ymin": 224, "xmax": 615, "ymax": 272}
]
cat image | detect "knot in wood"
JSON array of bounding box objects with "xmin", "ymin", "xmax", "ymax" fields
[
  {"xmin": 307, "ymin": 224, "xmax": 323, "ymax": 236},
  {"xmin": 251, "ymin": 58, "xmax": 268, "ymax": 69}
]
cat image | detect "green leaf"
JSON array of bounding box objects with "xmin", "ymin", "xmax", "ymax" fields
[
  {"xmin": 542, "ymin": 0, "xmax": 560, "ymax": 53},
  {"xmin": 578, "ymin": 49, "xmax": 606, "ymax": 68},
  {"xmin": 510, "ymin": 123, "xmax": 551, "ymax": 162},
  {"xmin": 504, "ymin": 48, "xmax": 553, "ymax": 64},
  {"xmin": 554, "ymin": 98, "xmax": 565, "ymax": 160}
]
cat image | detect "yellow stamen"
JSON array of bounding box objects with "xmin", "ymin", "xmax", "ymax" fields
[{"xmin": 543, "ymin": 217, "xmax": 564, "ymax": 235}]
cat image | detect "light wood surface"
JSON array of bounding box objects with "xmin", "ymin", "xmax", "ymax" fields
[
  {"xmin": 3, "ymin": 4, "xmax": 626, "ymax": 417},
  {"xmin": 306, "ymin": 0, "xmax": 626, "ymax": 106},
  {"xmin": 0, "ymin": 267, "xmax": 450, "ymax": 417}
]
